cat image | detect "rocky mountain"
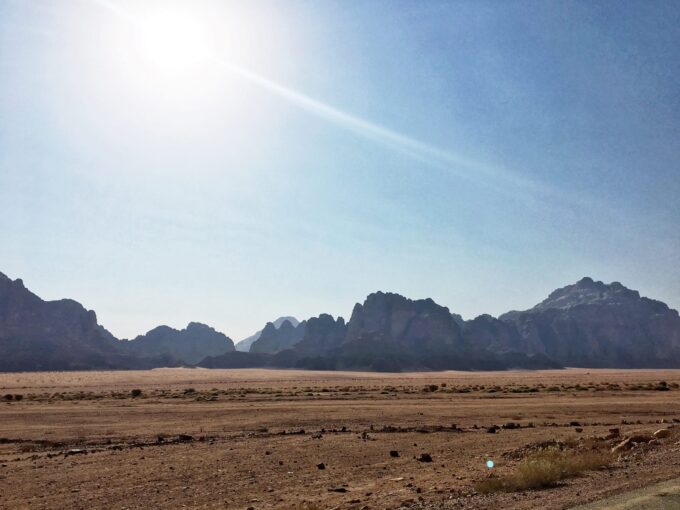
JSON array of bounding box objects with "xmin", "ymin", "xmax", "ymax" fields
[
  {"xmin": 336, "ymin": 292, "xmax": 555, "ymax": 371},
  {"xmin": 200, "ymin": 293, "xmax": 559, "ymax": 371},
  {"xmin": 462, "ymin": 314, "xmax": 524, "ymax": 353},
  {"xmin": 293, "ymin": 314, "xmax": 347, "ymax": 356},
  {"xmin": 124, "ymin": 322, "xmax": 234, "ymax": 364},
  {"xmin": 235, "ymin": 316, "xmax": 299, "ymax": 352},
  {"xmin": 499, "ymin": 277, "xmax": 680, "ymax": 368},
  {"xmin": 249, "ymin": 319, "xmax": 306, "ymax": 354},
  {"xmin": 451, "ymin": 312, "xmax": 465, "ymax": 328},
  {"xmin": 0, "ymin": 272, "xmax": 172, "ymax": 371},
  {"xmin": 2, "ymin": 269, "xmax": 678, "ymax": 372},
  {"xmin": 344, "ymin": 292, "xmax": 463, "ymax": 352}
]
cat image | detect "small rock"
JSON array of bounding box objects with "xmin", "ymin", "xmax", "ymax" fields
[
  {"xmin": 317, "ymin": 462, "xmax": 326, "ymax": 470},
  {"xmin": 329, "ymin": 487, "xmax": 347, "ymax": 493},
  {"xmin": 64, "ymin": 449, "xmax": 86, "ymax": 457},
  {"xmin": 389, "ymin": 450, "xmax": 400, "ymax": 457},
  {"xmin": 574, "ymin": 427, "xmax": 583, "ymax": 433},
  {"xmin": 654, "ymin": 429, "xmax": 671, "ymax": 439},
  {"xmin": 605, "ymin": 428, "xmax": 620, "ymax": 439},
  {"xmin": 417, "ymin": 453, "xmax": 433, "ymax": 463}
]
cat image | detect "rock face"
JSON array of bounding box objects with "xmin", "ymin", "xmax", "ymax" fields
[
  {"xmin": 249, "ymin": 319, "xmax": 305, "ymax": 354},
  {"xmin": 124, "ymin": 322, "xmax": 234, "ymax": 364},
  {"xmin": 462, "ymin": 314, "xmax": 524, "ymax": 353},
  {"xmin": 294, "ymin": 314, "xmax": 347, "ymax": 356},
  {"xmin": 345, "ymin": 292, "xmax": 463, "ymax": 352},
  {"xmin": 499, "ymin": 277, "xmax": 680, "ymax": 367},
  {"xmin": 0, "ymin": 272, "xmax": 170, "ymax": 371},
  {"xmin": 235, "ymin": 316, "xmax": 299, "ymax": 352}
]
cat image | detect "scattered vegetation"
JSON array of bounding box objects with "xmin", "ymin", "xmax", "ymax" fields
[
  {"xmin": 6, "ymin": 377, "xmax": 680, "ymax": 404},
  {"xmin": 476, "ymin": 445, "xmax": 612, "ymax": 493}
]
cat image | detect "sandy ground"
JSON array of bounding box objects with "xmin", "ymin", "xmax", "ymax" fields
[{"xmin": 1, "ymin": 368, "xmax": 680, "ymax": 510}]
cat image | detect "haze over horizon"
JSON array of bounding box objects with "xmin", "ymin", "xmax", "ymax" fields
[{"xmin": 1, "ymin": 0, "xmax": 679, "ymax": 340}]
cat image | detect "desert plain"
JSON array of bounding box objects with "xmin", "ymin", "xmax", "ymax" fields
[{"xmin": 1, "ymin": 368, "xmax": 680, "ymax": 510}]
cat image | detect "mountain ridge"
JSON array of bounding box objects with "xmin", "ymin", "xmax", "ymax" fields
[{"xmin": 1, "ymin": 270, "xmax": 679, "ymax": 371}]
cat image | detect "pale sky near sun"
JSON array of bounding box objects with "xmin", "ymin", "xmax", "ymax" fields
[{"xmin": 1, "ymin": 0, "xmax": 679, "ymax": 341}]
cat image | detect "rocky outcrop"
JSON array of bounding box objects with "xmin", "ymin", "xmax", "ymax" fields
[
  {"xmin": 344, "ymin": 292, "xmax": 463, "ymax": 353},
  {"xmin": 499, "ymin": 277, "xmax": 680, "ymax": 367},
  {"xmin": 462, "ymin": 314, "xmax": 524, "ymax": 353},
  {"xmin": 293, "ymin": 314, "xmax": 347, "ymax": 356},
  {"xmin": 124, "ymin": 322, "xmax": 234, "ymax": 364},
  {"xmin": 235, "ymin": 316, "xmax": 299, "ymax": 352},
  {"xmin": 249, "ymin": 319, "xmax": 306, "ymax": 354},
  {"xmin": 0, "ymin": 272, "xmax": 172, "ymax": 371}
]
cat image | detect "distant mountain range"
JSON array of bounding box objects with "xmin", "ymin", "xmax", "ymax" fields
[
  {"xmin": 1, "ymin": 270, "xmax": 679, "ymax": 372},
  {"xmin": 122, "ymin": 322, "xmax": 234, "ymax": 365},
  {"xmin": 234, "ymin": 316, "xmax": 299, "ymax": 352}
]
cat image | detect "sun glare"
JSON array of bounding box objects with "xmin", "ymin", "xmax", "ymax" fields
[{"xmin": 140, "ymin": 9, "xmax": 210, "ymax": 72}]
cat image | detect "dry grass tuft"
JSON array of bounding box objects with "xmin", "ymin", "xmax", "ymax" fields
[{"xmin": 477, "ymin": 446, "xmax": 611, "ymax": 493}]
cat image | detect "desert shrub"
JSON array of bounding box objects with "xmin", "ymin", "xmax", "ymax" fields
[
  {"xmin": 476, "ymin": 446, "xmax": 611, "ymax": 493},
  {"xmin": 130, "ymin": 389, "xmax": 142, "ymax": 398},
  {"xmin": 3, "ymin": 394, "xmax": 12, "ymax": 401},
  {"xmin": 13, "ymin": 394, "xmax": 23, "ymax": 401}
]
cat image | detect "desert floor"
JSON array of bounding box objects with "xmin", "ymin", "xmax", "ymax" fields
[{"xmin": 1, "ymin": 368, "xmax": 680, "ymax": 510}]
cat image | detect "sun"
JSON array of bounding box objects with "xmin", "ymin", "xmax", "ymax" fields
[{"xmin": 140, "ymin": 9, "xmax": 210, "ymax": 72}]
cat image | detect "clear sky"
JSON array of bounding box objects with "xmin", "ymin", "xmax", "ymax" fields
[{"xmin": 1, "ymin": 0, "xmax": 679, "ymax": 341}]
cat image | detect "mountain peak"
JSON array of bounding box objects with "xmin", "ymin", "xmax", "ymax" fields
[
  {"xmin": 534, "ymin": 278, "xmax": 643, "ymax": 312},
  {"xmin": 576, "ymin": 276, "xmax": 596, "ymax": 287}
]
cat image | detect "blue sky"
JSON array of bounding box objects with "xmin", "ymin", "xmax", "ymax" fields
[{"xmin": 1, "ymin": 0, "xmax": 679, "ymax": 340}]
